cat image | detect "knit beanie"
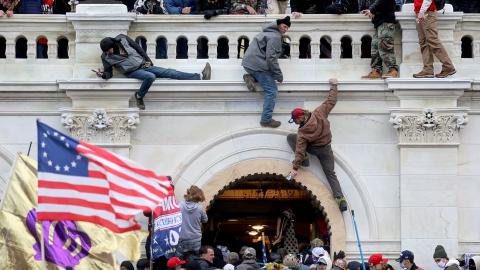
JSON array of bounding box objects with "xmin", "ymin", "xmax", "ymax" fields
[
  {"xmin": 276, "ymin": 16, "xmax": 291, "ymax": 27},
  {"xmin": 100, "ymin": 37, "xmax": 115, "ymax": 52},
  {"xmin": 433, "ymin": 245, "xmax": 448, "ymax": 259}
]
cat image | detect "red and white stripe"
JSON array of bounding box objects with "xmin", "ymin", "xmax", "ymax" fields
[{"xmin": 38, "ymin": 141, "xmax": 173, "ymax": 233}]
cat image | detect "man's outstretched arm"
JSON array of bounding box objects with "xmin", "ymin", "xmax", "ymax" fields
[{"xmin": 315, "ymin": 78, "xmax": 338, "ymax": 117}]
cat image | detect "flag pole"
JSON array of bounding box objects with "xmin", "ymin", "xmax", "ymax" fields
[
  {"xmin": 41, "ymin": 222, "xmax": 47, "ymax": 270},
  {"xmin": 150, "ymin": 207, "xmax": 154, "ymax": 270},
  {"xmin": 351, "ymin": 210, "xmax": 367, "ymax": 270}
]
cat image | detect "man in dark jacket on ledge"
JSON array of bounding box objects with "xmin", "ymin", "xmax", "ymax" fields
[
  {"xmin": 286, "ymin": 78, "xmax": 347, "ymax": 212},
  {"xmin": 242, "ymin": 16, "xmax": 290, "ymax": 128},
  {"xmin": 96, "ymin": 34, "xmax": 211, "ymax": 110}
]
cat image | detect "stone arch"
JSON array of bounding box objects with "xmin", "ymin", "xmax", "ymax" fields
[
  {"xmin": 202, "ymin": 161, "xmax": 344, "ymax": 252},
  {"xmin": 173, "ymin": 128, "xmax": 379, "ymax": 250}
]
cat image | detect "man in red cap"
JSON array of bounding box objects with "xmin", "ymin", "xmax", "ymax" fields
[
  {"xmin": 167, "ymin": 257, "xmax": 187, "ymax": 270},
  {"xmin": 369, "ymin": 254, "xmax": 388, "ymax": 270},
  {"xmin": 286, "ymin": 78, "xmax": 347, "ymax": 212}
]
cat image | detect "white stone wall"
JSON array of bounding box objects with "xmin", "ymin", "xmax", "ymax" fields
[{"xmin": 0, "ymin": 4, "xmax": 480, "ymax": 269}]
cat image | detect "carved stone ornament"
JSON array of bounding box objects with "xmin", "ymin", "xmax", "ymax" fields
[
  {"xmin": 61, "ymin": 109, "xmax": 139, "ymax": 144},
  {"xmin": 389, "ymin": 109, "xmax": 468, "ymax": 145}
]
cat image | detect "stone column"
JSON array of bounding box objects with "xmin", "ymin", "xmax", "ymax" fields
[
  {"xmin": 388, "ymin": 79, "xmax": 471, "ymax": 269},
  {"xmin": 396, "ymin": 4, "xmax": 462, "ymax": 77},
  {"xmin": 66, "ymin": 4, "xmax": 135, "ymax": 79}
]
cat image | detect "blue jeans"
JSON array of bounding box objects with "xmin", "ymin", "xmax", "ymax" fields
[
  {"xmin": 245, "ymin": 69, "xmax": 278, "ymax": 123},
  {"xmin": 127, "ymin": 66, "xmax": 200, "ymax": 98}
]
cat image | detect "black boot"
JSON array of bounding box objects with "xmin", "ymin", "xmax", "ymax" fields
[{"xmin": 135, "ymin": 93, "xmax": 145, "ymax": 110}]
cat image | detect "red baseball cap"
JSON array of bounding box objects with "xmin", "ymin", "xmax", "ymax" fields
[
  {"xmin": 368, "ymin": 254, "xmax": 388, "ymax": 266},
  {"xmin": 167, "ymin": 257, "xmax": 186, "ymax": 268},
  {"xmin": 288, "ymin": 108, "xmax": 305, "ymax": 123}
]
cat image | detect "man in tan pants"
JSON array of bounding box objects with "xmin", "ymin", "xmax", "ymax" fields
[{"xmin": 413, "ymin": 0, "xmax": 456, "ymax": 78}]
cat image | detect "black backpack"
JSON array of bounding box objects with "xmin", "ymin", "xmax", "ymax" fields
[{"xmin": 435, "ymin": 0, "xmax": 446, "ymax": 10}]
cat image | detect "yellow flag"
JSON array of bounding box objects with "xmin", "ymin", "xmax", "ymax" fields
[{"xmin": 0, "ymin": 154, "xmax": 147, "ymax": 270}]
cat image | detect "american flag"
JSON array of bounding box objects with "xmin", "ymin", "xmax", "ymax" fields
[{"xmin": 36, "ymin": 120, "xmax": 173, "ymax": 233}]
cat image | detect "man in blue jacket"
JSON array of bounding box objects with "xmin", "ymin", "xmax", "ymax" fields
[{"xmin": 97, "ymin": 34, "xmax": 211, "ymax": 110}]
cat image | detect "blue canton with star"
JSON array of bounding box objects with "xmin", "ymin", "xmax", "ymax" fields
[{"xmin": 37, "ymin": 121, "xmax": 89, "ymax": 177}]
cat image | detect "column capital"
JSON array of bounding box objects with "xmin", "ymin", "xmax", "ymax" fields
[{"xmin": 389, "ymin": 108, "xmax": 468, "ymax": 146}]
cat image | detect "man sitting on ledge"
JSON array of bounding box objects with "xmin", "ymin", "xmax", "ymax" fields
[{"xmin": 96, "ymin": 34, "xmax": 211, "ymax": 110}]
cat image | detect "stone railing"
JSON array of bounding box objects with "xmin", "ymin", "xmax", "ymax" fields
[{"xmin": 0, "ymin": 4, "xmax": 479, "ymax": 81}]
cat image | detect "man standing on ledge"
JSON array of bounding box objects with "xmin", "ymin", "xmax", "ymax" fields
[
  {"xmin": 242, "ymin": 16, "xmax": 291, "ymax": 128},
  {"xmin": 413, "ymin": 0, "xmax": 456, "ymax": 78},
  {"xmin": 286, "ymin": 79, "xmax": 347, "ymax": 212},
  {"xmin": 96, "ymin": 34, "xmax": 211, "ymax": 110}
]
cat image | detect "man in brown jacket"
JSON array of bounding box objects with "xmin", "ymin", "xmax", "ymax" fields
[{"xmin": 286, "ymin": 78, "xmax": 347, "ymax": 212}]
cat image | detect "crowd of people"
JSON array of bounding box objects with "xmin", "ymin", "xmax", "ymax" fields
[
  {"xmin": 120, "ymin": 242, "xmax": 480, "ymax": 270},
  {"xmin": 1, "ymin": 0, "xmax": 480, "ymax": 17}
]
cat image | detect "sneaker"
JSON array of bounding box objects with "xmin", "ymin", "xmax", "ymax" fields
[
  {"xmin": 413, "ymin": 70, "xmax": 434, "ymax": 78},
  {"xmin": 135, "ymin": 93, "xmax": 145, "ymax": 110},
  {"xmin": 260, "ymin": 119, "xmax": 281, "ymax": 128},
  {"xmin": 361, "ymin": 70, "xmax": 382, "ymax": 80},
  {"xmin": 336, "ymin": 197, "xmax": 348, "ymax": 212},
  {"xmin": 301, "ymin": 155, "xmax": 310, "ymax": 167},
  {"xmin": 435, "ymin": 68, "xmax": 456, "ymax": 78},
  {"xmin": 243, "ymin": 74, "xmax": 257, "ymax": 92},
  {"xmin": 382, "ymin": 68, "xmax": 399, "ymax": 79},
  {"xmin": 202, "ymin": 63, "xmax": 211, "ymax": 80}
]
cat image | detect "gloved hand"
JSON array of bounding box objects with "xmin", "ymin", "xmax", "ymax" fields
[{"xmin": 204, "ymin": 10, "xmax": 217, "ymax": 19}]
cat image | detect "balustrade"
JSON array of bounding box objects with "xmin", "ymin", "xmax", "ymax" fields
[{"xmin": 0, "ymin": 4, "xmax": 479, "ymax": 81}]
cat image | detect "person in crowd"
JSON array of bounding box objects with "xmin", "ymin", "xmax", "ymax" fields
[
  {"xmin": 122, "ymin": 0, "xmax": 136, "ymax": 11},
  {"xmin": 332, "ymin": 251, "xmax": 347, "ymax": 270},
  {"xmin": 236, "ymin": 247, "xmax": 260, "ymax": 270},
  {"xmin": 0, "ymin": 0, "xmax": 19, "ymax": 16},
  {"xmin": 316, "ymin": 258, "xmax": 329, "ymax": 270},
  {"xmin": 168, "ymin": 257, "xmax": 187, "ymax": 270},
  {"xmin": 286, "ymin": 78, "xmax": 348, "ymax": 212},
  {"xmin": 137, "ymin": 258, "xmax": 151, "ymax": 270},
  {"xmin": 290, "ymin": 0, "xmax": 328, "ymax": 17},
  {"xmin": 302, "ymin": 238, "xmax": 324, "ymax": 265},
  {"xmin": 449, "ymin": 0, "xmax": 480, "ymax": 13},
  {"xmin": 360, "ymin": 0, "xmax": 399, "ymax": 79},
  {"xmin": 242, "ymin": 16, "xmax": 290, "ymax": 128},
  {"xmin": 325, "ymin": 0, "xmax": 358, "ymax": 14},
  {"xmin": 347, "ymin": 261, "xmax": 361, "ymax": 270},
  {"xmin": 267, "ymin": 252, "xmax": 286, "ymax": 270},
  {"xmin": 120, "ymin": 260, "xmax": 135, "ymax": 270},
  {"xmin": 230, "ymin": 0, "xmax": 264, "ymax": 14},
  {"xmin": 164, "ymin": 0, "xmax": 196, "ymax": 13},
  {"xmin": 395, "ymin": 250, "xmax": 423, "ymax": 270},
  {"xmin": 368, "ymin": 254, "xmax": 388, "ymax": 270},
  {"xmin": 265, "ymin": 0, "xmax": 287, "ymax": 14},
  {"xmin": 284, "ymin": 253, "xmax": 310, "ymax": 270},
  {"xmin": 413, "ymin": 0, "xmax": 456, "ymax": 78},
  {"xmin": 198, "ymin": 0, "xmax": 229, "ymax": 19},
  {"xmin": 224, "ymin": 251, "xmax": 240, "ymax": 268},
  {"xmin": 433, "ymin": 245, "xmax": 461, "ymax": 270},
  {"xmin": 311, "ymin": 247, "xmax": 332, "ymax": 270},
  {"xmin": 17, "ymin": 0, "xmax": 43, "ymax": 13},
  {"xmin": 469, "ymin": 256, "xmax": 480, "ymax": 270},
  {"xmin": 187, "ymin": 246, "xmax": 215, "ymax": 270},
  {"xmin": 134, "ymin": 0, "xmax": 165, "ymax": 14},
  {"xmin": 96, "ymin": 34, "xmax": 211, "ymax": 110},
  {"xmin": 176, "ymin": 185, "xmax": 208, "ymax": 258}
]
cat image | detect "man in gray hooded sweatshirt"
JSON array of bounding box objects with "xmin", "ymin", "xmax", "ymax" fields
[{"xmin": 242, "ymin": 16, "xmax": 291, "ymax": 128}]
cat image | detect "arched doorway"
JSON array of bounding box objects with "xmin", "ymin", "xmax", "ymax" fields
[{"xmin": 203, "ymin": 173, "xmax": 331, "ymax": 255}]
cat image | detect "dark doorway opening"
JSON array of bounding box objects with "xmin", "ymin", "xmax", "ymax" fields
[{"xmin": 204, "ymin": 173, "xmax": 331, "ymax": 256}]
